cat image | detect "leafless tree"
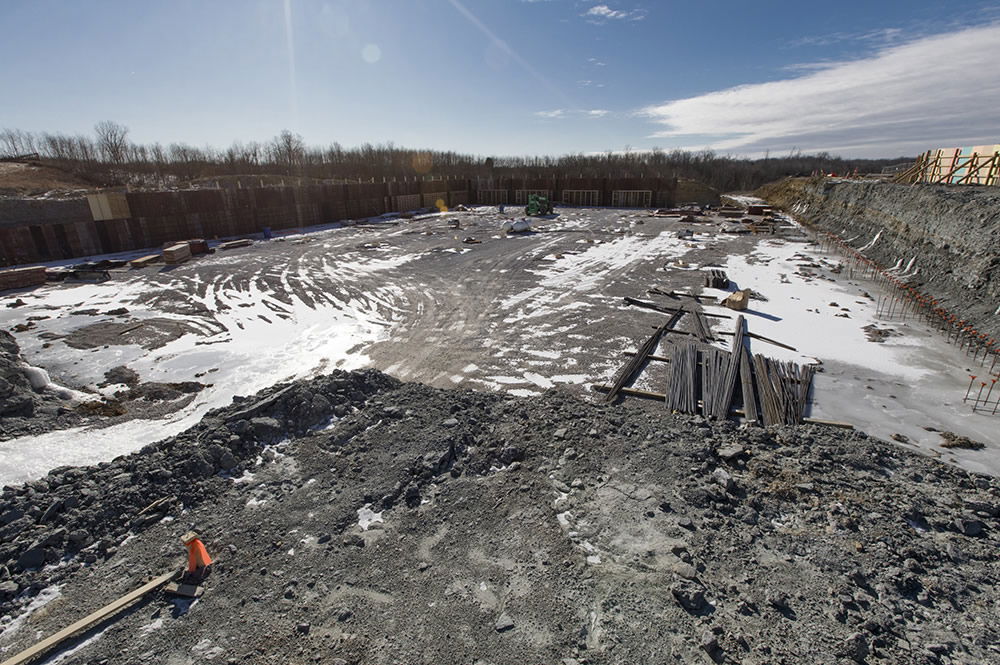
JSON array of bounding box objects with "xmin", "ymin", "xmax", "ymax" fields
[{"xmin": 94, "ymin": 120, "xmax": 130, "ymax": 164}]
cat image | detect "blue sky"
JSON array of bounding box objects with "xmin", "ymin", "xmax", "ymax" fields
[{"xmin": 1, "ymin": 0, "xmax": 999, "ymax": 158}]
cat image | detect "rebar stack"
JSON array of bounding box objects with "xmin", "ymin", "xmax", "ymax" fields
[
  {"xmin": 665, "ymin": 343, "xmax": 699, "ymax": 413},
  {"xmin": 753, "ymin": 355, "xmax": 814, "ymax": 425},
  {"xmin": 700, "ymin": 347, "xmax": 729, "ymax": 417}
]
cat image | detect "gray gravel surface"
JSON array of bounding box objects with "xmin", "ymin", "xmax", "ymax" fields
[{"xmin": 1, "ymin": 370, "xmax": 998, "ymax": 665}]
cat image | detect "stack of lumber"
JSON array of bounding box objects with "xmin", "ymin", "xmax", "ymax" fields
[
  {"xmin": 129, "ymin": 255, "xmax": 160, "ymax": 269},
  {"xmin": 162, "ymin": 243, "xmax": 192, "ymax": 265},
  {"xmin": 0, "ymin": 266, "xmax": 47, "ymax": 291},
  {"xmin": 218, "ymin": 239, "xmax": 253, "ymax": 250},
  {"xmin": 704, "ymin": 269, "xmax": 729, "ymax": 289}
]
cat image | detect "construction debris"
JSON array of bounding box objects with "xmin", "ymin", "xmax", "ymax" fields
[
  {"xmin": 128, "ymin": 254, "xmax": 160, "ymax": 269},
  {"xmin": 704, "ymin": 269, "xmax": 729, "ymax": 289},
  {"xmin": 721, "ymin": 288, "xmax": 750, "ymax": 310}
]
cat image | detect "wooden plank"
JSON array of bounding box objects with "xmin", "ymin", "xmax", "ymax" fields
[
  {"xmin": 624, "ymin": 296, "xmax": 730, "ymax": 319},
  {"xmin": 713, "ymin": 315, "xmax": 744, "ymax": 419},
  {"xmin": 0, "ymin": 572, "xmax": 176, "ymax": 665},
  {"xmin": 604, "ymin": 307, "xmax": 685, "ymax": 403},
  {"xmin": 739, "ymin": 346, "xmax": 759, "ymax": 425},
  {"xmin": 591, "ymin": 385, "xmax": 853, "ymax": 430}
]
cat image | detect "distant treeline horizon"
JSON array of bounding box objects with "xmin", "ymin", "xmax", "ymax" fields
[{"xmin": 1, "ymin": 123, "xmax": 912, "ymax": 192}]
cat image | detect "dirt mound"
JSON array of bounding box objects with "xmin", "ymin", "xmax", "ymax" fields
[
  {"xmin": 0, "ymin": 162, "xmax": 96, "ymax": 196},
  {"xmin": 0, "ymin": 371, "xmax": 997, "ymax": 664}
]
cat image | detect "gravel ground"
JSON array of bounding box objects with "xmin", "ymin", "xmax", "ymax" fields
[{"xmin": 0, "ymin": 370, "xmax": 998, "ymax": 665}]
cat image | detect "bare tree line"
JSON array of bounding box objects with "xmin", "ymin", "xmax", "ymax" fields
[{"xmin": 1, "ymin": 122, "xmax": 909, "ymax": 192}]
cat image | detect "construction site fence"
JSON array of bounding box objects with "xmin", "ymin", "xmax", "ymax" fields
[
  {"xmin": 893, "ymin": 145, "xmax": 1000, "ymax": 186},
  {"xmin": 0, "ymin": 176, "xmax": 693, "ymax": 266}
]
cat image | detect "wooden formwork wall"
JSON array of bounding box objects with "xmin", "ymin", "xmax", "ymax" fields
[
  {"xmin": 2, "ymin": 175, "xmax": 686, "ymax": 266},
  {"xmin": 896, "ymin": 145, "xmax": 1000, "ymax": 186}
]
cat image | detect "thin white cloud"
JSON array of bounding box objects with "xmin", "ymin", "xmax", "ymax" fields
[
  {"xmin": 788, "ymin": 26, "xmax": 905, "ymax": 49},
  {"xmin": 639, "ymin": 23, "xmax": 1000, "ymax": 157},
  {"xmin": 583, "ymin": 5, "xmax": 646, "ymax": 23},
  {"xmin": 587, "ymin": 57, "xmax": 607, "ymax": 66},
  {"xmin": 585, "ymin": 5, "xmax": 627, "ymax": 19},
  {"xmin": 535, "ymin": 109, "xmax": 610, "ymax": 119}
]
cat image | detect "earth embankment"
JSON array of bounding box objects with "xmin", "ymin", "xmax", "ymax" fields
[{"xmin": 760, "ymin": 178, "xmax": 1000, "ymax": 339}]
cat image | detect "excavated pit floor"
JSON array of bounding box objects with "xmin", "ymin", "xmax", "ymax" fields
[{"xmin": 0, "ymin": 206, "xmax": 995, "ymax": 483}]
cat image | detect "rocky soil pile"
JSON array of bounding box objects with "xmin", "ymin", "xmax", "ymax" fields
[
  {"xmin": 1, "ymin": 371, "xmax": 998, "ymax": 665},
  {"xmin": 760, "ymin": 178, "xmax": 1000, "ymax": 340},
  {"xmin": 0, "ymin": 330, "xmax": 85, "ymax": 440}
]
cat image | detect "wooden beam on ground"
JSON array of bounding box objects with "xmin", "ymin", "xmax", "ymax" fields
[
  {"xmin": 624, "ymin": 351, "xmax": 670, "ymax": 362},
  {"xmin": 591, "ymin": 384, "xmax": 853, "ymax": 430},
  {"xmin": 626, "ymin": 296, "xmax": 730, "ymax": 319},
  {"xmin": 745, "ymin": 331, "xmax": 797, "ymax": 352},
  {"xmin": 0, "ymin": 571, "xmax": 177, "ymax": 665},
  {"xmin": 648, "ymin": 326, "xmax": 795, "ymax": 351},
  {"xmin": 604, "ymin": 307, "xmax": 685, "ymax": 403},
  {"xmin": 593, "ymin": 384, "xmax": 666, "ymax": 401},
  {"xmin": 648, "ymin": 288, "xmax": 716, "ymax": 303}
]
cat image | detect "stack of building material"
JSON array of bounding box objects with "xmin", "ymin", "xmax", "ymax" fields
[
  {"xmin": 218, "ymin": 239, "xmax": 253, "ymax": 250},
  {"xmin": 704, "ymin": 269, "xmax": 730, "ymax": 289},
  {"xmin": 129, "ymin": 255, "xmax": 160, "ymax": 269},
  {"xmin": 0, "ymin": 266, "xmax": 47, "ymax": 291},
  {"xmin": 162, "ymin": 243, "xmax": 192, "ymax": 265},
  {"xmin": 187, "ymin": 239, "xmax": 210, "ymax": 255}
]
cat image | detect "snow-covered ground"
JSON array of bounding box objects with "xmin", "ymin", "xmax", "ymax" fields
[
  {"xmin": 0, "ymin": 248, "xmax": 413, "ymax": 484},
  {"xmin": 700, "ymin": 228, "xmax": 999, "ymax": 476}
]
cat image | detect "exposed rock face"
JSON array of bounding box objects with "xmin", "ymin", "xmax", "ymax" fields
[
  {"xmin": 0, "ymin": 331, "xmax": 35, "ymax": 419},
  {"xmin": 761, "ymin": 178, "xmax": 1000, "ymax": 339}
]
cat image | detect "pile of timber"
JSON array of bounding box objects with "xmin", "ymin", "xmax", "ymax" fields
[
  {"xmin": 752, "ymin": 355, "xmax": 815, "ymax": 426},
  {"xmin": 0, "ymin": 266, "xmax": 47, "ymax": 291},
  {"xmin": 129, "ymin": 254, "xmax": 160, "ymax": 269},
  {"xmin": 162, "ymin": 243, "xmax": 192, "ymax": 265},
  {"xmin": 665, "ymin": 344, "xmax": 699, "ymax": 413},
  {"xmin": 218, "ymin": 239, "xmax": 253, "ymax": 250},
  {"xmin": 660, "ymin": 315, "xmax": 813, "ymax": 425},
  {"xmin": 704, "ymin": 269, "xmax": 729, "ymax": 289}
]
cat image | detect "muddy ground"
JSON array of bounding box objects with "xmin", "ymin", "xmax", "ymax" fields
[{"xmin": 0, "ymin": 370, "xmax": 998, "ymax": 665}]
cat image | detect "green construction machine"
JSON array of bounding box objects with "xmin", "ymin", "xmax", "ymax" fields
[{"xmin": 524, "ymin": 194, "xmax": 554, "ymax": 216}]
